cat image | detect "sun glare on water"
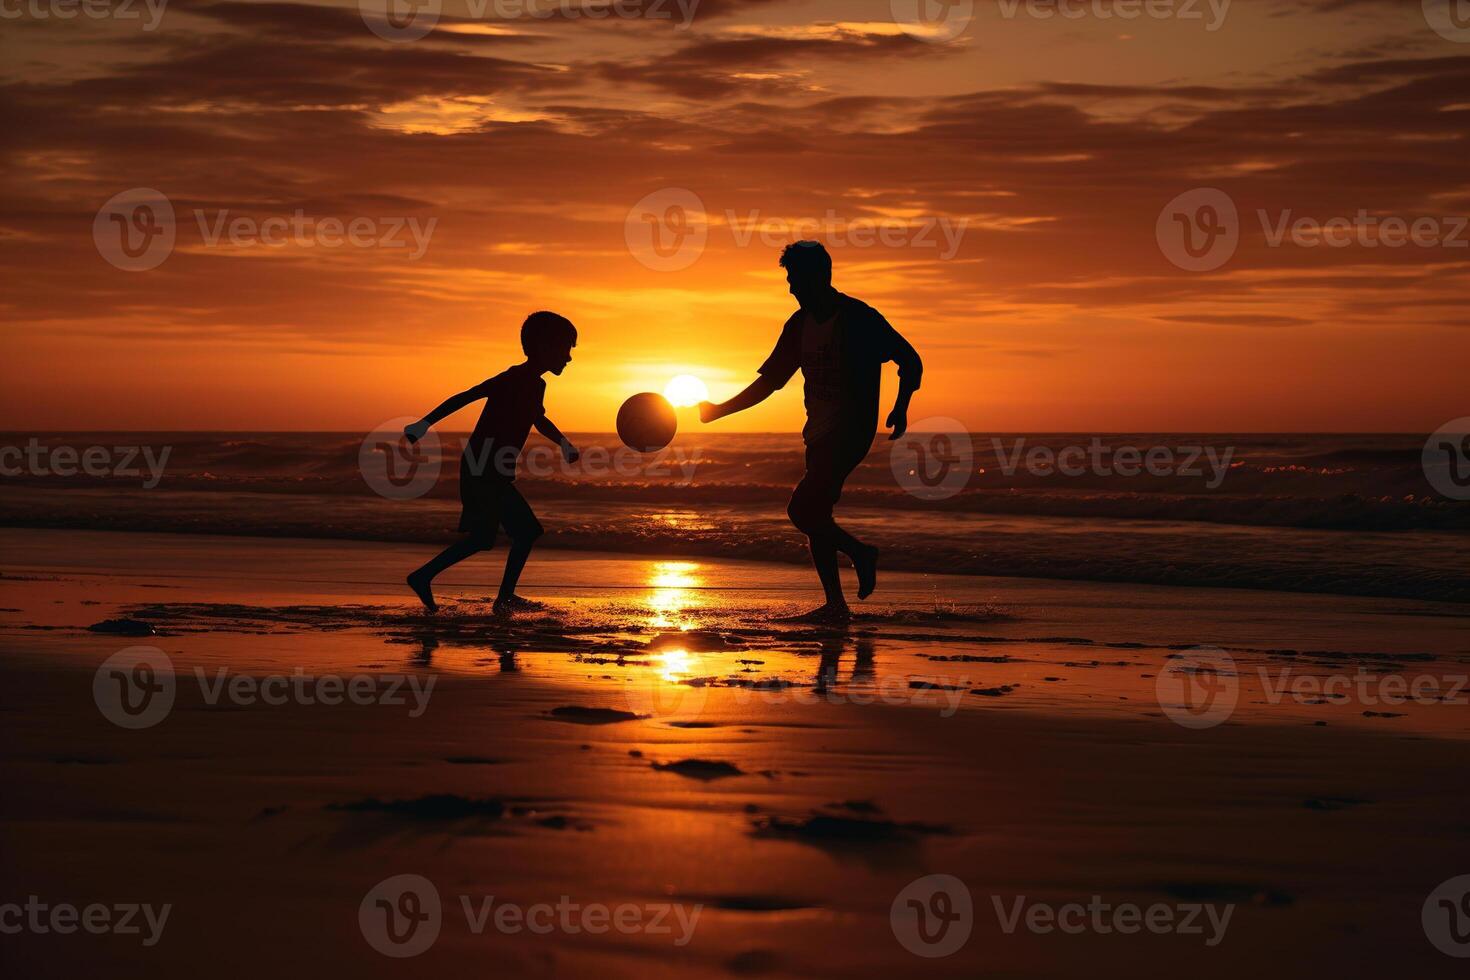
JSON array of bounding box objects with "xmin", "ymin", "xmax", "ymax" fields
[{"xmin": 663, "ymin": 374, "xmax": 709, "ymax": 408}]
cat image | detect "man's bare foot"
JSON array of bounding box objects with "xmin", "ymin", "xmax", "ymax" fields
[
  {"xmin": 853, "ymin": 544, "xmax": 879, "ymax": 600},
  {"xmin": 779, "ymin": 602, "xmax": 852, "ymax": 625},
  {"xmin": 492, "ymin": 594, "xmax": 544, "ymax": 616},
  {"xmin": 407, "ymin": 571, "xmax": 437, "ymax": 613}
]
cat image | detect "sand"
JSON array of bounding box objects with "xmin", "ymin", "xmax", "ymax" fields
[{"xmin": 3, "ymin": 527, "xmax": 1470, "ymax": 977}]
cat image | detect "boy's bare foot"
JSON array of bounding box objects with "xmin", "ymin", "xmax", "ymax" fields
[
  {"xmin": 407, "ymin": 571, "xmax": 437, "ymax": 613},
  {"xmin": 779, "ymin": 602, "xmax": 852, "ymax": 625},
  {"xmin": 492, "ymin": 594, "xmax": 543, "ymax": 616},
  {"xmin": 853, "ymin": 544, "xmax": 879, "ymax": 600}
]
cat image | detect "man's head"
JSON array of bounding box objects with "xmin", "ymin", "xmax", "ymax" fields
[
  {"xmin": 521, "ymin": 311, "xmax": 577, "ymax": 375},
  {"xmin": 779, "ymin": 240, "xmax": 834, "ymax": 312}
]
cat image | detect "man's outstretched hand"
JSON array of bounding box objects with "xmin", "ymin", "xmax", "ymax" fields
[
  {"xmin": 560, "ymin": 439, "xmax": 580, "ymax": 464},
  {"xmin": 698, "ymin": 401, "xmax": 720, "ymax": 424},
  {"xmin": 885, "ymin": 408, "xmax": 908, "ymax": 441},
  {"xmin": 403, "ymin": 419, "xmax": 429, "ymax": 444}
]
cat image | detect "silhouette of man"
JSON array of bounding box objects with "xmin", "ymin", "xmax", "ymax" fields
[
  {"xmin": 403, "ymin": 311, "xmax": 579, "ymax": 616},
  {"xmin": 700, "ymin": 241, "xmax": 922, "ymax": 622}
]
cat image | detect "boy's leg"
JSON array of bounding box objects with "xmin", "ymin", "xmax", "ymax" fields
[{"xmin": 493, "ymin": 484, "xmax": 544, "ymax": 608}]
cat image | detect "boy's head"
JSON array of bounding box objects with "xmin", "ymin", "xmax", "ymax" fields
[
  {"xmin": 521, "ymin": 311, "xmax": 576, "ymax": 375},
  {"xmin": 779, "ymin": 240, "xmax": 833, "ymax": 311}
]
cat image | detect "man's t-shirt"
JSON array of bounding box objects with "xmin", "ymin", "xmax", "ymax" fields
[
  {"xmin": 799, "ymin": 310, "xmax": 842, "ymax": 442},
  {"xmin": 463, "ymin": 363, "xmax": 545, "ymax": 480},
  {"xmin": 757, "ymin": 291, "xmax": 922, "ymax": 446}
]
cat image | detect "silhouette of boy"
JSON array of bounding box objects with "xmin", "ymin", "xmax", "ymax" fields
[
  {"xmin": 404, "ymin": 312, "xmax": 579, "ymax": 615},
  {"xmin": 700, "ymin": 242, "xmax": 922, "ymax": 623}
]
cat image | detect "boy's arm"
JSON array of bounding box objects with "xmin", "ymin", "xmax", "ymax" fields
[
  {"xmin": 534, "ymin": 415, "xmax": 579, "ymax": 463},
  {"xmin": 699, "ymin": 376, "xmax": 778, "ymax": 424},
  {"xmin": 404, "ymin": 384, "xmax": 486, "ymax": 443}
]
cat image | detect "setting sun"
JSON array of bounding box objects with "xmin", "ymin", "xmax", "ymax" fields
[{"xmin": 663, "ymin": 375, "xmax": 709, "ymax": 408}]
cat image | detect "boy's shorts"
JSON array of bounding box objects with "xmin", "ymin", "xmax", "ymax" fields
[{"xmin": 457, "ymin": 464, "xmax": 543, "ymax": 545}]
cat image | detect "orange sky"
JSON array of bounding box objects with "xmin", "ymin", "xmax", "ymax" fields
[{"xmin": 2, "ymin": 0, "xmax": 1467, "ymax": 432}]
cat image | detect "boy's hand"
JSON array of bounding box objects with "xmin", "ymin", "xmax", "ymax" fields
[
  {"xmin": 698, "ymin": 400, "xmax": 719, "ymax": 424},
  {"xmin": 560, "ymin": 439, "xmax": 580, "ymax": 464},
  {"xmin": 403, "ymin": 419, "xmax": 429, "ymax": 444},
  {"xmin": 885, "ymin": 407, "xmax": 908, "ymax": 441}
]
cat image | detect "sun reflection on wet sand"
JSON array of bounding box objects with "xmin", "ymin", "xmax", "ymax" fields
[
  {"xmin": 654, "ymin": 647, "xmax": 694, "ymax": 683},
  {"xmin": 644, "ymin": 560, "xmax": 704, "ymax": 630}
]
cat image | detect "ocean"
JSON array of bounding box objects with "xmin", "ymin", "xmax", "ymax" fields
[{"xmin": 1, "ymin": 431, "xmax": 1466, "ymax": 602}]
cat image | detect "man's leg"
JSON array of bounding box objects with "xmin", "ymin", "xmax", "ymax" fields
[
  {"xmin": 788, "ymin": 468, "xmax": 850, "ymax": 613},
  {"xmin": 787, "ymin": 440, "xmax": 879, "ymax": 611},
  {"xmin": 408, "ymin": 532, "xmax": 492, "ymax": 613},
  {"xmin": 494, "ymin": 484, "xmax": 544, "ymax": 612}
]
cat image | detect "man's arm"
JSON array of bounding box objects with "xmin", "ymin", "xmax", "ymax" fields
[
  {"xmin": 699, "ymin": 375, "xmax": 779, "ymax": 424},
  {"xmin": 883, "ymin": 324, "xmax": 923, "ymax": 441},
  {"xmin": 534, "ymin": 415, "xmax": 579, "ymax": 462},
  {"xmin": 404, "ymin": 384, "xmax": 485, "ymax": 443},
  {"xmin": 702, "ymin": 316, "xmax": 799, "ymax": 424}
]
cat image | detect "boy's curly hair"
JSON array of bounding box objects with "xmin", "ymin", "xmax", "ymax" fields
[{"xmin": 521, "ymin": 311, "xmax": 577, "ymax": 355}]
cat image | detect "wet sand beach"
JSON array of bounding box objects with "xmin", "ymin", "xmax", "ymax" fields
[{"xmin": 3, "ymin": 528, "xmax": 1470, "ymax": 976}]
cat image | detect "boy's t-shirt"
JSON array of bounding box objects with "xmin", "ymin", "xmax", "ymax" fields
[{"xmin": 463, "ymin": 363, "xmax": 545, "ymax": 480}]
